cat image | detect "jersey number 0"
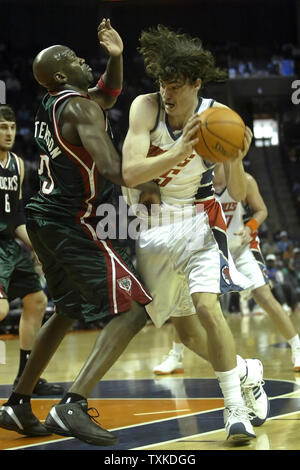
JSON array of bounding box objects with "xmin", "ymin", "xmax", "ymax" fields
[{"xmin": 38, "ymin": 154, "xmax": 54, "ymax": 195}]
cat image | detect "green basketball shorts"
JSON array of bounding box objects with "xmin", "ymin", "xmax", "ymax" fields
[
  {"xmin": 25, "ymin": 215, "xmax": 152, "ymax": 323},
  {"xmin": 0, "ymin": 236, "xmax": 42, "ymax": 301}
]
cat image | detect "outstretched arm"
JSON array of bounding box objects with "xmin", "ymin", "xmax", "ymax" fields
[{"xmin": 88, "ymin": 18, "xmax": 123, "ymax": 110}]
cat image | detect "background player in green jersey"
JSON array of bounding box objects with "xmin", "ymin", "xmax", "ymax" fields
[
  {"xmin": 0, "ymin": 103, "xmax": 63, "ymax": 396},
  {"xmin": 0, "ymin": 19, "xmax": 161, "ymax": 446}
]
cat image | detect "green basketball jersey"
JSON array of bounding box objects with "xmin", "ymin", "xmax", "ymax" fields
[
  {"xmin": 0, "ymin": 152, "xmax": 21, "ymax": 236},
  {"xmin": 27, "ymin": 90, "xmax": 115, "ymax": 236}
]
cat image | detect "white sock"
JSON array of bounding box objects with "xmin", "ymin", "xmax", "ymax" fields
[
  {"xmin": 172, "ymin": 342, "xmax": 184, "ymax": 356},
  {"xmin": 236, "ymin": 354, "xmax": 247, "ymax": 380},
  {"xmin": 288, "ymin": 334, "xmax": 300, "ymax": 351},
  {"xmin": 215, "ymin": 366, "xmax": 244, "ymax": 408}
]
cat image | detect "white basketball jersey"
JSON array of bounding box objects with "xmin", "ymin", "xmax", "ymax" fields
[
  {"xmin": 216, "ymin": 188, "xmax": 245, "ymax": 253},
  {"xmin": 122, "ymin": 94, "xmax": 216, "ymax": 219}
]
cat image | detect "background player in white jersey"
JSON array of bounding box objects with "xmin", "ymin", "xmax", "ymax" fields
[
  {"xmin": 122, "ymin": 25, "xmax": 268, "ymax": 442},
  {"xmin": 0, "ymin": 104, "xmax": 63, "ymax": 395},
  {"xmin": 154, "ymin": 164, "xmax": 300, "ymax": 374},
  {"xmin": 214, "ymin": 164, "xmax": 300, "ymax": 372}
]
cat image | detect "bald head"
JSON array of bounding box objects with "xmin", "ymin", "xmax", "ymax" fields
[{"xmin": 33, "ymin": 45, "xmax": 93, "ymax": 92}]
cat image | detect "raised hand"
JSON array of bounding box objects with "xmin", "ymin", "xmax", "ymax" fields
[{"xmin": 97, "ymin": 18, "xmax": 123, "ymax": 57}]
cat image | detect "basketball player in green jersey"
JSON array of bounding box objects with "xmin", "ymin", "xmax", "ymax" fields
[
  {"xmin": 0, "ymin": 104, "xmax": 63, "ymax": 396},
  {"xmin": 0, "ymin": 18, "xmax": 165, "ymax": 446}
]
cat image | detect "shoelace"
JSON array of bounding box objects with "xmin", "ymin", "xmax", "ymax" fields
[
  {"xmin": 86, "ymin": 407, "xmax": 102, "ymax": 425},
  {"xmin": 242, "ymin": 381, "xmax": 264, "ymax": 414},
  {"xmin": 242, "ymin": 389, "xmax": 257, "ymax": 414},
  {"xmin": 226, "ymin": 405, "xmax": 254, "ymax": 421},
  {"xmin": 241, "ymin": 378, "xmax": 264, "ymax": 388}
]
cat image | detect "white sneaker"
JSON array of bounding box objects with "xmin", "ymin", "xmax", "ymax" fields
[
  {"xmin": 240, "ymin": 359, "xmax": 269, "ymax": 426},
  {"xmin": 153, "ymin": 350, "xmax": 184, "ymax": 375},
  {"xmin": 292, "ymin": 348, "xmax": 300, "ymax": 372},
  {"xmin": 224, "ymin": 406, "xmax": 256, "ymax": 442}
]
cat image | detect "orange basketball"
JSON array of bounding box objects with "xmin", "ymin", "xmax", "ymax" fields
[{"xmin": 194, "ymin": 107, "xmax": 246, "ymax": 163}]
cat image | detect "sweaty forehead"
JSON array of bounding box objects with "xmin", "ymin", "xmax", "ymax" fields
[{"xmin": 54, "ymin": 48, "xmax": 77, "ymax": 62}]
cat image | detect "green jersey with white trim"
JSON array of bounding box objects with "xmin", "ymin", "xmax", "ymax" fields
[
  {"xmin": 27, "ymin": 90, "xmax": 115, "ymax": 234},
  {"xmin": 0, "ymin": 152, "xmax": 21, "ymax": 236}
]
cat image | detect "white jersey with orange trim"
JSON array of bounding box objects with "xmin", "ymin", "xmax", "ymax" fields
[
  {"xmin": 122, "ymin": 94, "xmax": 216, "ymax": 221},
  {"xmin": 124, "ymin": 94, "xmax": 253, "ymax": 328},
  {"xmin": 216, "ymin": 187, "xmax": 269, "ymax": 291},
  {"xmin": 216, "ymin": 188, "xmax": 245, "ymax": 254}
]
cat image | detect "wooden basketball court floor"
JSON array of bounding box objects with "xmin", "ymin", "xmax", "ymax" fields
[{"xmin": 1, "ymin": 310, "xmax": 300, "ymax": 452}]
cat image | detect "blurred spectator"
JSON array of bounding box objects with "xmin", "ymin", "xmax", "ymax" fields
[
  {"xmin": 261, "ymin": 232, "xmax": 281, "ymax": 256},
  {"xmin": 266, "ymin": 254, "xmax": 284, "ymax": 283},
  {"xmin": 283, "ymin": 243, "xmax": 295, "ymax": 262},
  {"xmin": 282, "ymin": 248, "xmax": 300, "ymax": 308},
  {"xmin": 266, "ymin": 253, "xmax": 298, "ymax": 314},
  {"xmin": 277, "ymin": 231, "xmax": 293, "ymax": 253}
]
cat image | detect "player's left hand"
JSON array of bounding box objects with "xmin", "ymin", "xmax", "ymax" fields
[
  {"xmin": 97, "ymin": 18, "xmax": 123, "ymax": 57},
  {"xmin": 234, "ymin": 225, "xmax": 252, "ymax": 245}
]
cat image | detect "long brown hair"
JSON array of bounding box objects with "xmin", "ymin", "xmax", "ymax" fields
[{"xmin": 138, "ymin": 25, "xmax": 227, "ymax": 86}]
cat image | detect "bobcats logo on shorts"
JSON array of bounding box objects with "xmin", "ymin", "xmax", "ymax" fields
[
  {"xmin": 221, "ymin": 265, "xmax": 232, "ymax": 285},
  {"xmin": 117, "ymin": 276, "xmax": 132, "ymax": 295}
]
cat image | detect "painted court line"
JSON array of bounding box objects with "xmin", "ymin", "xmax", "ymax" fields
[{"xmin": 134, "ymin": 409, "xmax": 191, "ymax": 416}]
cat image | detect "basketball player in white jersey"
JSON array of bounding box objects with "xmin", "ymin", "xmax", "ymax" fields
[
  {"xmin": 154, "ymin": 165, "xmax": 300, "ymax": 374},
  {"xmin": 214, "ymin": 164, "xmax": 300, "ymax": 371},
  {"xmin": 122, "ymin": 25, "xmax": 268, "ymax": 442}
]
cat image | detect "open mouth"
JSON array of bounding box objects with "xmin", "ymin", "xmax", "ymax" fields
[{"xmin": 164, "ymin": 102, "xmax": 175, "ymax": 111}]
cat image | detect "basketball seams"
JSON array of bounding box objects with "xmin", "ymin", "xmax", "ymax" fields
[
  {"xmin": 204, "ymin": 120, "xmax": 244, "ymax": 150},
  {"xmin": 199, "ymin": 123, "xmax": 219, "ymax": 161},
  {"xmin": 205, "ymin": 109, "xmax": 244, "ymax": 150},
  {"xmin": 195, "ymin": 106, "xmax": 245, "ymax": 162}
]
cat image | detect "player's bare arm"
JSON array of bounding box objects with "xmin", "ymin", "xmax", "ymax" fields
[
  {"xmin": 88, "ymin": 18, "xmax": 123, "ymax": 110},
  {"xmin": 244, "ymin": 173, "xmax": 268, "ymax": 226},
  {"xmin": 122, "ymin": 94, "xmax": 200, "ymax": 186},
  {"xmin": 18, "ymin": 156, "xmax": 24, "ymax": 200},
  {"xmin": 13, "ymin": 157, "xmax": 34, "ymax": 250},
  {"xmin": 60, "ymin": 97, "xmax": 125, "ymax": 186},
  {"xmin": 234, "ymin": 173, "xmax": 268, "ymax": 245}
]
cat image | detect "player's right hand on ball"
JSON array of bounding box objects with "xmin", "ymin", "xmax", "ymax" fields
[{"xmin": 179, "ymin": 114, "xmax": 201, "ymax": 158}]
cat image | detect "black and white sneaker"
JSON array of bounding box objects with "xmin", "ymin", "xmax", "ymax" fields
[
  {"xmin": 44, "ymin": 400, "xmax": 118, "ymax": 446},
  {"xmin": 0, "ymin": 403, "xmax": 51, "ymax": 436}
]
